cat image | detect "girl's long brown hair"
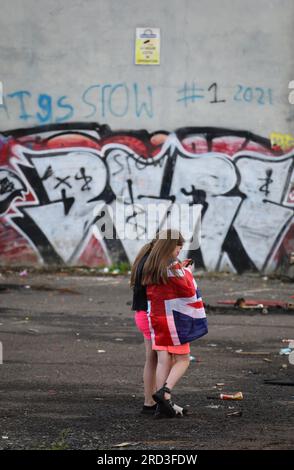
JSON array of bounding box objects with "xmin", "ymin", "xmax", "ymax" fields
[
  {"xmin": 141, "ymin": 229, "xmax": 185, "ymax": 286},
  {"xmin": 130, "ymin": 237, "xmax": 158, "ymax": 288}
]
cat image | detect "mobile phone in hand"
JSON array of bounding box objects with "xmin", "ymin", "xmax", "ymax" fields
[{"xmin": 183, "ymin": 258, "xmax": 193, "ymax": 266}]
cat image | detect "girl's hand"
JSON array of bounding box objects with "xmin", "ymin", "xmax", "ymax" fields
[{"xmin": 181, "ymin": 258, "xmax": 193, "ymax": 267}]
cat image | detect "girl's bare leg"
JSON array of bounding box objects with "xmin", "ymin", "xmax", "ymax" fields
[
  {"xmin": 155, "ymin": 350, "xmax": 172, "ymax": 390},
  {"xmin": 164, "ymin": 354, "xmax": 190, "ymax": 399},
  {"xmin": 153, "ymin": 351, "xmax": 188, "ymax": 416},
  {"xmin": 143, "ymin": 338, "xmax": 158, "ymax": 406}
]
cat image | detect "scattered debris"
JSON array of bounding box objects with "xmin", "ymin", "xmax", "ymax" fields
[
  {"xmin": 218, "ymin": 298, "xmax": 290, "ymax": 309},
  {"xmin": 216, "ymin": 383, "xmax": 225, "ymax": 386},
  {"xmin": 19, "ymin": 270, "xmax": 28, "ymax": 277},
  {"xmin": 282, "ymin": 339, "xmax": 294, "ymax": 348},
  {"xmin": 207, "ymin": 404, "xmax": 220, "ymax": 409},
  {"xmin": 263, "ymin": 358, "xmax": 272, "ymax": 363},
  {"xmin": 208, "ymin": 343, "xmax": 217, "ymax": 347},
  {"xmin": 227, "ymin": 411, "xmax": 242, "ymax": 417},
  {"xmin": 220, "ymin": 392, "xmax": 243, "ymax": 400},
  {"xmin": 207, "ymin": 392, "xmax": 243, "ymax": 400},
  {"xmin": 279, "ymin": 340, "xmax": 294, "ymax": 365},
  {"xmin": 97, "ymin": 350, "xmax": 106, "ymax": 353},
  {"xmin": 235, "ymin": 298, "xmax": 264, "ymax": 309},
  {"xmin": 115, "ymin": 338, "xmax": 124, "ymax": 341},
  {"xmin": 27, "ymin": 328, "xmax": 39, "ymax": 334},
  {"xmin": 279, "ymin": 348, "xmax": 292, "ymax": 355},
  {"xmin": 189, "ymin": 355, "xmax": 196, "ymax": 362},
  {"xmin": 113, "ymin": 442, "xmax": 140, "ymax": 448}
]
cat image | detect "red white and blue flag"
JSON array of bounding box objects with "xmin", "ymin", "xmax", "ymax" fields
[{"xmin": 147, "ymin": 262, "xmax": 208, "ymax": 346}]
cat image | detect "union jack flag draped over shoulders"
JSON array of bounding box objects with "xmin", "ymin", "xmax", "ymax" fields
[{"xmin": 147, "ymin": 261, "xmax": 208, "ymax": 346}]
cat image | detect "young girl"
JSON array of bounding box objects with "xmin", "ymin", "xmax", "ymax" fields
[
  {"xmin": 130, "ymin": 235, "xmax": 188, "ymax": 416},
  {"xmin": 130, "ymin": 238, "xmax": 158, "ymax": 414},
  {"xmin": 142, "ymin": 229, "xmax": 208, "ymax": 418}
]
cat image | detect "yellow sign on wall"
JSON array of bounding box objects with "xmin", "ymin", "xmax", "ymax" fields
[{"xmin": 135, "ymin": 28, "xmax": 160, "ymax": 65}]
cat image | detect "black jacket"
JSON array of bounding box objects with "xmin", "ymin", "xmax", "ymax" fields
[{"xmin": 131, "ymin": 252, "xmax": 150, "ymax": 311}]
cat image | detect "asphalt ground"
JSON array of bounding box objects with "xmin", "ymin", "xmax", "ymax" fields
[{"xmin": 0, "ymin": 271, "xmax": 293, "ymax": 450}]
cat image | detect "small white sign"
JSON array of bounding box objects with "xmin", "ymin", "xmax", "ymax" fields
[{"xmin": 135, "ymin": 28, "xmax": 160, "ymax": 65}]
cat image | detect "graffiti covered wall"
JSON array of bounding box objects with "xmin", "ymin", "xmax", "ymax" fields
[
  {"xmin": 1, "ymin": 123, "xmax": 293, "ymax": 273},
  {"xmin": 0, "ymin": 0, "xmax": 293, "ymax": 271}
]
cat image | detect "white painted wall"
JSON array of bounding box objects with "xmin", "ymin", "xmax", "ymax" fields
[{"xmin": 0, "ymin": 0, "xmax": 293, "ymax": 136}]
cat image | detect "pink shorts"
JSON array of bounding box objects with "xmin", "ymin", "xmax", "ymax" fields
[{"xmin": 135, "ymin": 310, "xmax": 151, "ymax": 340}]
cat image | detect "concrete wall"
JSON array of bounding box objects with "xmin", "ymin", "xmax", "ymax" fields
[{"xmin": 0, "ymin": 0, "xmax": 293, "ymax": 272}]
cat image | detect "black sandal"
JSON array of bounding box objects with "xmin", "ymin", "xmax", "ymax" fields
[
  {"xmin": 153, "ymin": 402, "xmax": 188, "ymax": 419},
  {"xmin": 140, "ymin": 404, "xmax": 157, "ymax": 415},
  {"xmin": 152, "ymin": 384, "xmax": 176, "ymax": 417},
  {"xmin": 173, "ymin": 403, "xmax": 189, "ymax": 416}
]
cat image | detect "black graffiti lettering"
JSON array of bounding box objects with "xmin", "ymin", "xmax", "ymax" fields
[
  {"xmin": 41, "ymin": 165, "xmax": 53, "ymax": 181},
  {"xmin": 54, "ymin": 175, "xmax": 72, "ymax": 189},
  {"xmin": 126, "ymin": 206, "xmax": 147, "ymax": 238},
  {"xmin": 138, "ymin": 194, "xmax": 176, "ymax": 203},
  {"xmin": 126, "ymin": 178, "xmax": 134, "ymax": 204},
  {"xmin": 4, "ymin": 124, "xmax": 293, "ymax": 274},
  {"xmin": 60, "ymin": 188, "xmax": 75, "ymax": 215},
  {"xmin": 75, "ymin": 167, "xmax": 92, "ymax": 191},
  {"xmin": 0, "ymin": 177, "xmax": 15, "ymax": 194},
  {"xmin": 258, "ymin": 169, "xmax": 273, "ymax": 196},
  {"xmin": 181, "ymin": 185, "xmax": 208, "ymax": 214},
  {"xmin": 111, "ymin": 154, "xmax": 125, "ymax": 176},
  {"xmin": 125, "ymin": 178, "xmax": 146, "ymax": 237},
  {"xmin": 134, "ymin": 159, "xmax": 148, "ymax": 170},
  {"xmin": 126, "ymin": 155, "xmax": 133, "ymax": 175},
  {"xmin": 110, "ymin": 151, "xmax": 135, "ymax": 176},
  {"xmin": 262, "ymin": 198, "xmax": 294, "ymax": 211},
  {"xmin": 208, "ymin": 82, "xmax": 226, "ymax": 104},
  {"xmin": 0, "ymin": 169, "xmax": 27, "ymax": 216}
]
